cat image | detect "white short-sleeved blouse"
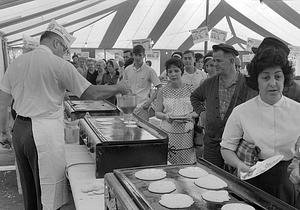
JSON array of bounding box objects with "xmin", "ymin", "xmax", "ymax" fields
[{"xmin": 221, "ymin": 95, "xmax": 300, "ymax": 160}]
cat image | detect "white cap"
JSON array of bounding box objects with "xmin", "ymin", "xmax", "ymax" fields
[
  {"xmin": 46, "ymin": 19, "xmax": 76, "ymax": 49},
  {"xmin": 22, "ymin": 34, "xmax": 39, "ymax": 50}
]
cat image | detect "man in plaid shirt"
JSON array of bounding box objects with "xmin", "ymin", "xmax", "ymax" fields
[{"xmin": 191, "ymin": 43, "xmax": 254, "ymax": 169}]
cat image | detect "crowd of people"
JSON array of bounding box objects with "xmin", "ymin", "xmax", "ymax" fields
[
  {"xmin": 1, "ymin": 20, "xmax": 300, "ymax": 210},
  {"xmin": 156, "ymin": 38, "xmax": 300, "ymax": 208}
]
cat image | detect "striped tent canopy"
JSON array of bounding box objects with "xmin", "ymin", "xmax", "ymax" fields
[{"xmin": 1, "ymin": 0, "xmax": 300, "ymax": 51}]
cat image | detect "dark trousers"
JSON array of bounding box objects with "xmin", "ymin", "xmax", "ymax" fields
[
  {"xmin": 12, "ymin": 117, "xmax": 42, "ymax": 210},
  {"xmin": 296, "ymin": 191, "xmax": 300, "ymax": 209},
  {"xmin": 246, "ymin": 160, "xmax": 296, "ymax": 206},
  {"xmin": 203, "ymin": 134, "xmax": 224, "ymax": 169}
]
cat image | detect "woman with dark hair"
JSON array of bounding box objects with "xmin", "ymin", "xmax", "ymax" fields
[
  {"xmin": 220, "ymin": 37, "xmax": 300, "ymax": 206},
  {"xmin": 203, "ymin": 51, "xmax": 216, "ymax": 78},
  {"xmin": 195, "ymin": 52, "xmax": 204, "ymax": 70},
  {"xmin": 155, "ymin": 58, "xmax": 198, "ymax": 164},
  {"xmin": 101, "ymin": 59, "xmax": 119, "ymax": 104}
]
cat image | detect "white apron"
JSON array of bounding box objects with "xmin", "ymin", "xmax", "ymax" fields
[{"xmin": 31, "ymin": 108, "xmax": 68, "ymax": 210}]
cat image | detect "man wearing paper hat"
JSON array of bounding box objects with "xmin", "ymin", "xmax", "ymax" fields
[
  {"xmin": 0, "ymin": 20, "xmax": 130, "ymax": 210},
  {"xmin": 191, "ymin": 43, "xmax": 251, "ymax": 169}
]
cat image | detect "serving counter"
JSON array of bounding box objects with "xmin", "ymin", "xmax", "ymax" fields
[{"xmin": 65, "ymin": 144, "xmax": 103, "ymax": 210}]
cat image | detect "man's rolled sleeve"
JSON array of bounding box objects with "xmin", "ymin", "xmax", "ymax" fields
[
  {"xmin": 220, "ymin": 108, "xmax": 243, "ymax": 151},
  {"xmin": 59, "ymin": 62, "xmax": 91, "ymax": 97}
]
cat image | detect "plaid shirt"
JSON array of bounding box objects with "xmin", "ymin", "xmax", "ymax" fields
[
  {"xmin": 219, "ymin": 75, "xmax": 238, "ymax": 120},
  {"xmin": 236, "ymin": 139, "xmax": 261, "ymax": 166}
]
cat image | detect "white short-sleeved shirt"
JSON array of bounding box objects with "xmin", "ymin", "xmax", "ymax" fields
[
  {"xmin": 0, "ymin": 45, "xmax": 91, "ymax": 118},
  {"xmin": 124, "ymin": 63, "xmax": 161, "ymax": 106},
  {"xmin": 182, "ymin": 68, "xmax": 207, "ymax": 91},
  {"xmin": 221, "ymin": 95, "xmax": 300, "ymax": 160}
]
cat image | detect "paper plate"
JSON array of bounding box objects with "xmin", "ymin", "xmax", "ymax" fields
[
  {"xmin": 169, "ymin": 115, "xmax": 190, "ymax": 120},
  {"xmin": 169, "ymin": 116, "xmax": 191, "ymax": 123},
  {"xmin": 240, "ymin": 155, "xmax": 284, "ymax": 180}
]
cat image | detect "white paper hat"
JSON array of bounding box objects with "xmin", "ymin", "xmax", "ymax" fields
[
  {"xmin": 22, "ymin": 34, "xmax": 39, "ymax": 50},
  {"xmin": 46, "ymin": 19, "xmax": 76, "ymax": 49}
]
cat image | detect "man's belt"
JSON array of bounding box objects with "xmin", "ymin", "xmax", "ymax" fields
[{"xmin": 17, "ymin": 115, "xmax": 31, "ymax": 121}]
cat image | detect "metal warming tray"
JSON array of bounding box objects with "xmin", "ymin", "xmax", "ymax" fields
[
  {"xmin": 104, "ymin": 159, "xmax": 296, "ymax": 210},
  {"xmin": 64, "ymin": 99, "xmax": 120, "ymax": 120},
  {"xmin": 79, "ymin": 114, "xmax": 168, "ymax": 178}
]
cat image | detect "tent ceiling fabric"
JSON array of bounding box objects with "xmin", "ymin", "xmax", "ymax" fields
[{"xmin": 1, "ymin": 0, "xmax": 300, "ymax": 50}]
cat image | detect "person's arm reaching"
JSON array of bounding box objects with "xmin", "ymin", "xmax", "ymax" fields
[
  {"xmin": 61, "ymin": 62, "xmax": 131, "ymax": 100},
  {"xmin": 80, "ymin": 80, "xmax": 131, "ymax": 100}
]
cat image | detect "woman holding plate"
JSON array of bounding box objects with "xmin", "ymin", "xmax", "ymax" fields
[
  {"xmin": 155, "ymin": 58, "xmax": 198, "ymax": 164},
  {"xmin": 220, "ymin": 37, "xmax": 300, "ymax": 206}
]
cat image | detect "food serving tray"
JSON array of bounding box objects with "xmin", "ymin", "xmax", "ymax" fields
[
  {"xmin": 67, "ymin": 100, "xmax": 117, "ymax": 111},
  {"xmin": 64, "ymin": 99, "xmax": 120, "ymax": 120},
  {"xmin": 113, "ymin": 159, "xmax": 296, "ymax": 210}
]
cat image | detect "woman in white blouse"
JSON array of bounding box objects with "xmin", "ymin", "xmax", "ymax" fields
[{"xmin": 220, "ymin": 37, "xmax": 300, "ymax": 206}]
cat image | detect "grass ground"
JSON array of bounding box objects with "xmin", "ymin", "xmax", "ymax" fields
[
  {"xmin": 0, "ymin": 170, "xmax": 23, "ymax": 210},
  {"xmin": 0, "ymin": 147, "xmax": 75, "ymax": 210}
]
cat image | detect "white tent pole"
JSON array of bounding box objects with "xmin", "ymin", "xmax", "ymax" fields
[{"xmin": 204, "ymin": 0, "xmax": 209, "ymax": 55}]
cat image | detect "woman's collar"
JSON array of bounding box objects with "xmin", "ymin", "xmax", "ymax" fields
[{"xmin": 257, "ymin": 94, "xmax": 285, "ymax": 107}]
